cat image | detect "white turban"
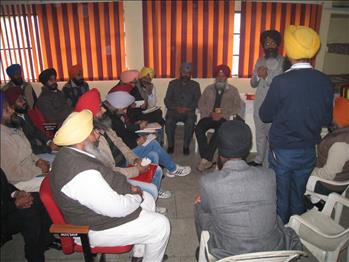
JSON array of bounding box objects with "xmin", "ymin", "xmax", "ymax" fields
[{"xmin": 106, "ymin": 91, "xmax": 135, "ymax": 109}]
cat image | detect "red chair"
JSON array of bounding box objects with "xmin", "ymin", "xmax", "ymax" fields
[
  {"xmin": 39, "ymin": 176, "xmax": 133, "ymax": 262},
  {"xmin": 28, "ymin": 107, "xmax": 57, "ymax": 139}
]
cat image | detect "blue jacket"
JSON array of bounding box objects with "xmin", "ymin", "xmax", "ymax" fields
[{"xmin": 259, "ymin": 68, "xmax": 333, "ymax": 149}]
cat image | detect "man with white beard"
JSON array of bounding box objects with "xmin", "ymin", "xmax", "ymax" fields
[
  {"xmin": 248, "ymin": 30, "xmax": 285, "ymax": 167},
  {"xmin": 51, "ymin": 110, "xmax": 170, "ymax": 262}
]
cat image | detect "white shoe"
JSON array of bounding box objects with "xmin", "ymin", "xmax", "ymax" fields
[
  {"xmin": 156, "ymin": 206, "xmax": 167, "ymax": 214},
  {"xmin": 165, "ymin": 165, "xmax": 191, "ymax": 178},
  {"xmin": 197, "ymin": 159, "xmax": 213, "ymax": 172},
  {"xmin": 158, "ymin": 190, "xmax": 172, "ymax": 199}
]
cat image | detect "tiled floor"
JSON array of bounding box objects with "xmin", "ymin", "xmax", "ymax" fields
[{"xmin": 1, "ymin": 128, "xmax": 348, "ymax": 261}]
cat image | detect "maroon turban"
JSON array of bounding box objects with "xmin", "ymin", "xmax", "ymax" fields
[{"xmin": 214, "ymin": 64, "xmax": 231, "ymax": 77}]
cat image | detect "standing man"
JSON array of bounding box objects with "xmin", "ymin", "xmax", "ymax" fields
[
  {"xmin": 164, "ymin": 62, "xmax": 201, "ymax": 155},
  {"xmin": 2, "ymin": 64, "xmax": 37, "ymax": 109},
  {"xmin": 259, "ymin": 25, "xmax": 334, "ymax": 223},
  {"xmin": 249, "ymin": 30, "xmax": 284, "ymax": 167},
  {"xmin": 62, "ymin": 64, "xmax": 89, "ymax": 108},
  {"xmin": 36, "ymin": 68, "xmax": 72, "ymax": 127},
  {"xmin": 196, "ymin": 65, "xmax": 241, "ymax": 171}
]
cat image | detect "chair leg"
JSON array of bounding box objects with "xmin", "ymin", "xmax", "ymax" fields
[
  {"xmin": 79, "ymin": 233, "xmax": 94, "ymax": 262},
  {"xmin": 99, "ymin": 253, "xmax": 106, "ymax": 262}
]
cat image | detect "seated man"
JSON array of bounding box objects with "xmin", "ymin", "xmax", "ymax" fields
[
  {"xmin": 310, "ymin": 97, "xmax": 349, "ymax": 195},
  {"xmin": 0, "ymin": 92, "xmax": 49, "ymax": 192},
  {"xmin": 196, "ymin": 64, "xmax": 241, "ymax": 171},
  {"xmin": 2, "ymin": 64, "xmax": 37, "ymax": 109},
  {"xmin": 51, "ymin": 110, "xmax": 170, "ymax": 262},
  {"xmin": 1, "ymin": 168, "xmax": 57, "ymax": 262},
  {"xmin": 4, "ymin": 86, "xmax": 58, "ymax": 163},
  {"xmin": 62, "ymin": 64, "xmax": 89, "ymax": 108},
  {"xmin": 105, "ymin": 91, "xmax": 191, "ymax": 178},
  {"xmin": 36, "ymin": 68, "xmax": 72, "ymax": 127},
  {"xmin": 74, "ymin": 88, "xmax": 171, "ymax": 203},
  {"xmin": 194, "ymin": 120, "xmax": 302, "ymax": 259},
  {"xmin": 164, "ymin": 62, "xmax": 201, "ymax": 155}
]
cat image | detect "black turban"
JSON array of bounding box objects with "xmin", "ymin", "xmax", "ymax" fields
[
  {"xmin": 260, "ymin": 30, "xmax": 281, "ymax": 47},
  {"xmin": 217, "ymin": 120, "xmax": 252, "ymax": 159},
  {"xmin": 39, "ymin": 68, "xmax": 57, "ymax": 85}
]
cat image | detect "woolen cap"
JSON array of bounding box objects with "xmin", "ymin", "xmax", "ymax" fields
[
  {"xmin": 217, "ymin": 120, "xmax": 252, "ymax": 158},
  {"xmin": 53, "ymin": 110, "xmax": 93, "ymax": 146}
]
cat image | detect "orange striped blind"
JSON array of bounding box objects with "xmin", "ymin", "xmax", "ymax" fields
[
  {"xmin": 0, "ymin": 4, "xmax": 43, "ymax": 82},
  {"xmin": 238, "ymin": 2, "xmax": 322, "ymax": 78},
  {"xmin": 143, "ymin": 0, "xmax": 235, "ymax": 78},
  {"xmin": 35, "ymin": 2, "xmax": 126, "ymax": 81}
]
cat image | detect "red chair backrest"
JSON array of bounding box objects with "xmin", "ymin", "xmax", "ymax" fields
[
  {"xmin": 129, "ymin": 164, "xmax": 157, "ymax": 183},
  {"xmin": 39, "ymin": 176, "xmax": 75, "ymax": 254},
  {"xmin": 28, "ymin": 107, "xmax": 56, "ymax": 139}
]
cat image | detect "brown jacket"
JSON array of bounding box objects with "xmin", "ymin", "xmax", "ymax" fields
[
  {"xmin": 198, "ymin": 83, "xmax": 241, "ymax": 119},
  {"xmin": 0, "ymin": 125, "xmax": 41, "ymax": 184},
  {"xmin": 97, "ymin": 128, "xmax": 139, "ymax": 178}
]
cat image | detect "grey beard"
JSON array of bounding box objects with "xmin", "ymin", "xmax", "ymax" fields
[
  {"xmin": 84, "ymin": 142, "xmax": 109, "ymax": 165},
  {"xmin": 215, "ymin": 81, "xmax": 226, "ymax": 91},
  {"xmin": 94, "ymin": 115, "xmax": 112, "ymax": 130}
]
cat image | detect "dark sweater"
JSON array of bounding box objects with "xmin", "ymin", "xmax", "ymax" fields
[{"xmin": 259, "ymin": 68, "xmax": 333, "ymax": 149}]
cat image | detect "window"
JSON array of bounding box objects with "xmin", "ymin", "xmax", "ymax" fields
[
  {"xmin": 232, "ymin": 12, "xmax": 241, "ymax": 76},
  {"xmin": 0, "ymin": 12, "xmax": 42, "ymax": 83}
]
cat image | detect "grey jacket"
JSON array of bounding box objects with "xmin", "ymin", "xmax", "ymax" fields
[
  {"xmin": 250, "ymin": 56, "xmax": 284, "ymax": 110},
  {"xmin": 199, "ymin": 160, "xmax": 302, "ymax": 259}
]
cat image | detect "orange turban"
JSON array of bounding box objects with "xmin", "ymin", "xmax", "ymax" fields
[
  {"xmin": 333, "ymin": 97, "xmax": 349, "ymax": 128},
  {"xmin": 69, "ymin": 64, "xmax": 83, "ymax": 78},
  {"xmin": 75, "ymin": 88, "xmax": 101, "ymax": 117}
]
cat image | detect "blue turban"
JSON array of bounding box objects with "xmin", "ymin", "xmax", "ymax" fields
[
  {"xmin": 6, "ymin": 64, "xmax": 21, "ymax": 78},
  {"xmin": 0, "ymin": 91, "xmax": 6, "ymax": 121}
]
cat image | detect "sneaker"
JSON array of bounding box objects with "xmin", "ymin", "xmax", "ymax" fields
[
  {"xmin": 158, "ymin": 190, "xmax": 172, "ymax": 199},
  {"xmin": 197, "ymin": 159, "xmax": 213, "ymax": 172},
  {"xmin": 156, "ymin": 206, "xmax": 167, "ymax": 214},
  {"xmin": 166, "ymin": 165, "xmax": 191, "ymax": 178}
]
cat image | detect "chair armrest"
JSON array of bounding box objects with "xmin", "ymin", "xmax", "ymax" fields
[
  {"xmin": 322, "ymin": 192, "xmax": 349, "ymax": 216},
  {"xmin": 50, "ymin": 224, "xmax": 89, "ymax": 235},
  {"xmin": 307, "ymin": 176, "xmax": 349, "ymax": 192},
  {"xmin": 288, "ymin": 214, "xmax": 349, "ymax": 239},
  {"xmin": 226, "ymin": 250, "xmax": 307, "ymax": 260}
]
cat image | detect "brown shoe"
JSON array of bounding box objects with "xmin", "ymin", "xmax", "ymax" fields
[{"xmin": 197, "ymin": 159, "xmax": 213, "ymax": 172}]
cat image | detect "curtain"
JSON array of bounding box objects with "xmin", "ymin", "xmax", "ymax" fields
[
  {"xmin": 238, "ymin": 1, "xmax": 322, "ymax": 78},
  {"xmin": 142, "ymin": 0, "xmax": 235, "ymax": 78},
  {"xmin": 35, "ymin": 2, "xmax": 126, "ymax": 81}
]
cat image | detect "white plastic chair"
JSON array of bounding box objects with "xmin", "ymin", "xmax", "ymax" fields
[
  {"xmin": 287, "ymin": 193, "xmax": 349, "ymax": 262},
  {"xmin": 199, "ymin": 231, "xmax": 306, "ymax": 262},
  {"xmin": 305, "ymin": 175, "xmax": 349, "ymax": 222}
]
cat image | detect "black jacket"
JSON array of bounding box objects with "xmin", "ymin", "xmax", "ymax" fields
[{"xmin": 19, "ymin": 113, "xmax": 51, "ymax": 154}]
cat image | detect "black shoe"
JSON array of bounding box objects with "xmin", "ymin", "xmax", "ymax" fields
[
  {"xmin": 131, "ymin": 257, "xmax": 143, "ymax": 262},
  {"xmin": 46, "ymin": 237, "xmax": 62, "ymax": 251},
  {"xmin": 162, "ymin": 254, "xmax": 168, "ymax": 261},
  {"xmin": 167, "ymin": 147, "xmax": 174, "ymax": 154},
  {"xmin": 183, "ymin": 147, "xmax": 190, "ymax": 155},
  {"xmin": 248, "ymin": 161, "xmax": 262, "ymax": 167}
]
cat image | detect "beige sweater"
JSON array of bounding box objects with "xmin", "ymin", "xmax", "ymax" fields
[
  {"xmin": 98, "ymin": 128, "xmax": 139, "ymax": 178},
  {"xmin": 0, "ymin": 125, "xmax": 41, "ymax": 184}
]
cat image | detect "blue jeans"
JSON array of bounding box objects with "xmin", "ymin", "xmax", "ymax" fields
[
  {"xmin": 36, "ymin": 153, "xmax": 56, "ymax": 165},
  {"xmin": 127, "ymin": 179, "xmax": 158, "ymax": 200},
  {"xmin": 133, "ymin": 140, "xmax": 177, "ymax": 172},
  {"xmin": 269, "ymin": 147, "xmax": 316, "ymax": 224}
]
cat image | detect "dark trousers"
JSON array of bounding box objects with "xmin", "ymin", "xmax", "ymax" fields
[
  {"xmin": 195, "ymin": 117, "xmax": 226, "ymax": 161},
  {"xmin": 269, "ymin": 148, "xmax": 316, "ymax": 224},
  {"xmin": 165, "ymin": 110, "xmax": 196, "ymax": 148},
  {"xmin": 2, "ymin": 193, "xmax": 52, "ymax": 262}
]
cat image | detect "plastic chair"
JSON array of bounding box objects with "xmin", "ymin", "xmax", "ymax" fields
[
  {"xmin": 287, "ymin": 193, "xmax": 349, "ymax": 262},
  {"xmin": 305, "ymin": 175, "xmax": 349, "ymax": 222},
  {"xmin": 198, "ymin": 231, "xmax": 306, "ymax": 262},
  {"xmin": 39, "ymin": 176, "xmax": 133, "ymax": 262}
]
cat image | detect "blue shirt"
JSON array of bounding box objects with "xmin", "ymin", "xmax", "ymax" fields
[{"xmin": 259, "ymin": 64, "xmax": 333, "ymax": 149}]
